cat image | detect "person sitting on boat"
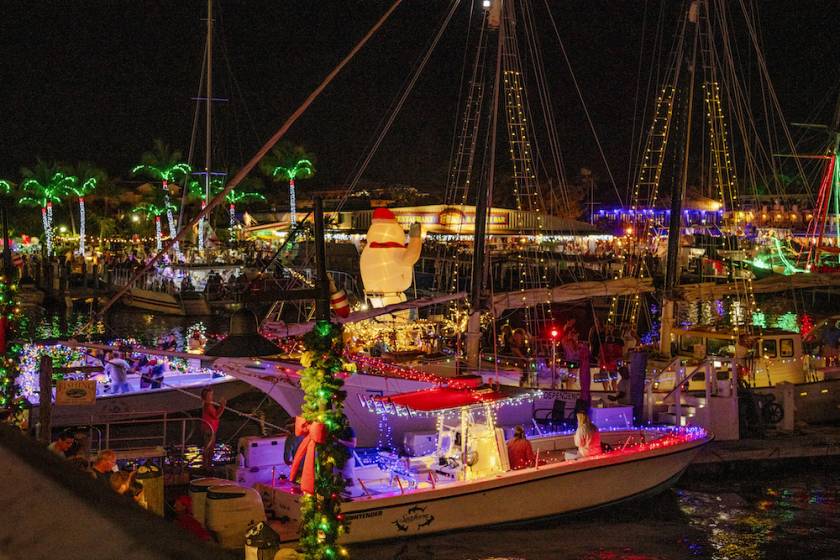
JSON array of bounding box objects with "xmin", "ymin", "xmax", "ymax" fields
[
  {"xmin": 105, "ymin": 352, "xmax": 132, "ymax": 394},
  {"xmin": 507, "ymin": 425, "xmax": 536, "ymax": 470},
  {"xmin": 201, "ymin": 387, "xmax": 226, "ymax": 468},
  {"xmin": 181, "ymin": 274, "xmax": 195, "ymax": 292},
  {"xmin": 570, "ymin": 406, "xmax": 601, "ymax": 459}
]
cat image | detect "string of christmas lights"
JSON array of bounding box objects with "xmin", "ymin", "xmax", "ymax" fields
[
  {"xmin": 0, "ymin": 276, "xmax": 23, "ymax": 422},
  {"xmin": 296, "ymin": 320, "xmax": 355, "ymax": 559}
]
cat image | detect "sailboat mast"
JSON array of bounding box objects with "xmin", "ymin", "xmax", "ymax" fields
[
  {"xmin": 661, "ymin": 1, "xmax": 700, "ymax": 355},
  {"xmin": 466, "ymin": 0, "xmax": 504, "ymax": 369},
  {"xmin": 204, "ymin": 0, "xmax": 214, "ymax": 247},
  {"xmin": 664, "ymin": 2, "xmax": 700, "ymax": 297}
]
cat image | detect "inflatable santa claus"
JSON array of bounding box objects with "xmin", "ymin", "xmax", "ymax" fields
[{"xmin": 360, "ymin": 207, "xmax": 422, "ymax": 308}]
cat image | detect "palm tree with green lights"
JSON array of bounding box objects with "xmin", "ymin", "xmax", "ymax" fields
[
  {"xmin": 260, "ymin": 142, "xmax": 314, "ymax": 225},
  {"xmin": 133, "ymin": 200, "xmax": 175, "ymax": 253},
  {"xmin": 66, "ymin": 162, "xmax": 104, "ymax": 256},
  {"xmin": 225, "ymin": 188, "xmax": 266, "ymax": 243},
  {"xmin": 132, "ymin": 140, "xmax": 191, "ymax": 258},
  {"xmin": 191, "ymin": 172, "xmax": 265, "ymax": 246},
  {"xmin": 19, "ymin": 161, "xmax": 74, "ymax": 256}
]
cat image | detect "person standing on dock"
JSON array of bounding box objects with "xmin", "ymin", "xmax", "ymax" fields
[{"xmin": 200, "ymin": 387, "xmax": 226, "ymax": 469}]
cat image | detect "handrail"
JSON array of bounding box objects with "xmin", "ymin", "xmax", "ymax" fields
[{"xmin": 661, "ymin": 362, "xmax": 705, "ymax": 401}]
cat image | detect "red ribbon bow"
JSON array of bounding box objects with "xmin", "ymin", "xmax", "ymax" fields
[{"xmin": 289, "ymin": 416, "xmax": 327, "ymax": 495}]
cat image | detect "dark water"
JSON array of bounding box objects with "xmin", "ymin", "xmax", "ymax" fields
[{"xmin": 351, "ymin": 464, "xmax": 840, "ymax": 560}]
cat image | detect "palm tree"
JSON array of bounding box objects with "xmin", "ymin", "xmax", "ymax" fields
[
  {"xmin": 132, "ymin": 140, "xmax": 191, "ymax": 258},
  {"xmin": 66, "ymin": 162, "xmax": 105, "ymax": 255},
  {"xmin": 133, "ymin": 201, "xmax": 174, "ymax": 253},
  {"xmin": 225, "ymin": 189, "xmax": 266, "ymax": 243},
  {"xmin": 191, "ymin": 171, "xmax": 264, "ymax": 247},
  {"xmin": 260, "ymin": 142, "xmax": 314, "ymax": 225},
  {"xmin": 19, "ymin": 161, "xmax": 74, "ymax": 256}
]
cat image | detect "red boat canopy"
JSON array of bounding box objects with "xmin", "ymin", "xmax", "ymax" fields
[{"xmin": 360, "ymin": 383, "xmax": 541, "ymax": 416}]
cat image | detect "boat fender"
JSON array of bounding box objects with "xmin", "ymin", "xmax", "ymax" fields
[
  {"xmin": 328, "ymin": 274, "xmax": 350, "ymax": 318},
  {"xmin": 283, "ymin": 435, "xmax": 298, "ymax": 466}
]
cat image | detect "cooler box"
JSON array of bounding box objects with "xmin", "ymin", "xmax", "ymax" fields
[
  {"xmin": 225, "ymin": 464, "xmax": 283, "ymax": 488},
  {"xmin": 135, "ymin": 464, "xmax": 164, "ymax": 516},
  {"xmin": 205, "ymin": 485, "xmax": 266, "ymax": 549},
  {"xmin": 238, "ymin": 435, "xmax": 288, "ymax": 468},
  {"xmin": 189, "ymin": 477, "xmax": 235, "ymax": 528},
  {"xmin": 403, "ymin": 431, "xmax": 437, "ymax": 456}
]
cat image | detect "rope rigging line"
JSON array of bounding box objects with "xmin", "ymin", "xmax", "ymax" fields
[
  {"xmin": 90, "ymin": 0, "xmax": 404, "ymax": 325},
  {"xmin": 541, "ymin": 0, "xmax": 623, "ymax": 208},
  {"xmin": 335, "ymin": 0, "xmax": 462, "ymax": 214}
]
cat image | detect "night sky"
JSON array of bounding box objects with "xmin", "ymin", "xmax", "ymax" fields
[{"xmin": 1, "ymin": 1, "xmax": 838, "ymax": 199}]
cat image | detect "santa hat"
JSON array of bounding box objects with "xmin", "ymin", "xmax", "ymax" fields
[{"xmin": 372, "ymin": 207, "xmax": 396, "ymax": 223}]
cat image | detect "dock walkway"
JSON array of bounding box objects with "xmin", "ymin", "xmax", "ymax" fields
[{"xmin": 693, "ymin": 425, "xmax": 840, "ymax": 466}]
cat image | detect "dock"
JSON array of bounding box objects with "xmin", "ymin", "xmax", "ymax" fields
[{"xmin": 691, "ymin": 425, "xmax": 840, "ymax": 470}]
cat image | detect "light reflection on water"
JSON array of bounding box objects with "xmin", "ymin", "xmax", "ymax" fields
[
  {"xmin": 21, "ymin": 306, "xmax": 230, "ymax": 346},
  {"xmin": 351, "ymin": 465, "xmax": 840, "ymax": 560}
]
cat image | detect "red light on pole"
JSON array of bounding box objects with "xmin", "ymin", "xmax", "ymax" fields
[{"xmin": 549, "ymin": 327, "xmax": 560, "ymax": 339}]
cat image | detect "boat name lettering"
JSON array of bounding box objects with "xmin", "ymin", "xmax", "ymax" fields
[
  {"xmin": 392, "ymin": 505, "xmax": 434, "ymax": 532},
  {"xmin": 345, "ymin": 510, "xmax": 383, "ymax": 521}
]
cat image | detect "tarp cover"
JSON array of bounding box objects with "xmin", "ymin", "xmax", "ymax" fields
[{"xmin": 378, "ymin": 386, "xmax": 507, "ymax": 412}]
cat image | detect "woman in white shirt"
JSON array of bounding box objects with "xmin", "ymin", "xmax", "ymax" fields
[{"xmin": 573, "ymin": 410, "xmax": 602, "ymax": 458}]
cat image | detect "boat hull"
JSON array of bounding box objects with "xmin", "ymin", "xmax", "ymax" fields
[
  {"xmin": 214, "ymin": 358, "xmax": 437, "ymax": 446},
  {"xmin": 262, "ymin": 432, "xmax": 710, "ymax": 544},
  {"xmin": 121, "ymin": 287, "xmax": 185, "ymax": 315},
  {"xmin": 33, "ymin": 375, "xmax": 250, "ymax": 427}
]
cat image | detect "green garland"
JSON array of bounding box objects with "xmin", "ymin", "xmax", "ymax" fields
[
  {"xmin": 0, "ymin": 276, "xmax": 23, "ymax": 423},
  {"xmin": 298, "ymin": 319, "xmax": 356, "ymax": 559}
]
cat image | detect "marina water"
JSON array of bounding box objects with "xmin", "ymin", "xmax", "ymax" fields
[{"xmin": 353, "ymin": 463, "xmax": 840, "ymax": 560}]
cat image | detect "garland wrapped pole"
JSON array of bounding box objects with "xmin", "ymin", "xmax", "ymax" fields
[
  {"xmin": 288, "ymin": 198, "xmax": 355, "ymax": 558},
  {"xmin": 0, "ymin": 275, "xmax": 23, "ymax": 425}
]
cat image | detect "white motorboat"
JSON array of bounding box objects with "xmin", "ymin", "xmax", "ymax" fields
[
  {"xmin": 22, "ymin": 343, "xmax": 250, "ymax": 427},
  {"xmin": 213, "ymin": 356, "xmax": 438, "ymax": 446},
  {"xmin": 257, "ymin": 386, "xmax": 711, "ymax": 544}
]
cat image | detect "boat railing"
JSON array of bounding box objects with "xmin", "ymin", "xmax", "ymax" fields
[
  {"xmin": 84, "ymin": 411, "xmax": 214, "ymax": 458},
  {"xmin": 647, "ymin": 356, "xmax": 739, "ymax": 427}
]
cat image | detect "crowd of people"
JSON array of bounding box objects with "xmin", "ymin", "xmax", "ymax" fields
[
  {"xmin": 46, "ymin": 429, "xmax": 212, "ymax": 541},
  {"xmin": 48, "ymin": 431, "xmax": 146, "ymax": 505}
]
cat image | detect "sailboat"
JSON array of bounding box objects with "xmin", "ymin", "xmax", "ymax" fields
[{"xmin": 215, "ymin": 0, "xmax": 653, "ymax": 446}]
